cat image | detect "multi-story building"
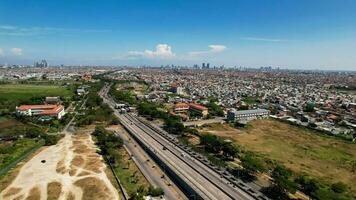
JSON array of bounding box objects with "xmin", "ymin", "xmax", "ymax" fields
[
  {"xmin": 189, "ymin": 103, "xmax": 209, "ymax": 117},
  {"xmin": 174, "ymin": 102, "xmax": 189, "ymax": 113},
  {"xmin": 16, "ymin": 104, "xmax": 65, "ymax": 119},
  {"xmin": 45, "ymin": 96, "xmax": 60, "ymax": 104},
  {"xmin": 170, "ymin": 84, "xmax": 184, "ymax": 95},
  {"xmin": 34, "ymin": 59, "xmax": 48, "ymax": 68},
  {"xmin": 227, "ymin": 108, "xmax": 269, "ymax": 122}
]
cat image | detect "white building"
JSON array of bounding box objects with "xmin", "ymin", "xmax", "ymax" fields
[
  {"xmin": 227, "ymin": 108, "xmax": 269, "ymax": 122},
  {"xmin": 16, "ymin": 104, "xmax": 66, "ymax": 119}
]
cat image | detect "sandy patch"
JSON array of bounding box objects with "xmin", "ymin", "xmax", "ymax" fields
[
  {"xmin": 2, "ymin": 187, "xmax": 21, "ymax": 198},
  {"xmin": 25, "ymin": 187, "xmax": 40, "ymax": 200},
  {"xmin": 74, "ymin": 177, "xmax": 114, "ymax": 200},
  {"xmin": 0, "ymin": 129, "xmax": 120, "ymax": 200},
  {"xmin": 66, "ymin": 192, "xmax": 75, "ymax": 200},
  {"xmin": 47, "ymin": 182, "xmax": 62, "ymax": 200}
]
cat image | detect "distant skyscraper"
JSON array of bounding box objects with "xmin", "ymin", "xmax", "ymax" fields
[
  {"xmin": 35, "ymin": 59, "xmax": 48, "ymax": 68},
  {"xmin": 206, "ymin": 63, "xmax": 210, "ymax": 69},
  {"xmin": 202, "ymin": 63, "xmax": 205, "ymax": 69}
]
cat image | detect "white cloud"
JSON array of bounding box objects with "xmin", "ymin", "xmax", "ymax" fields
[
  {"xmin": 241, "ymin": 37, "xmax": 289, "ymax": 42},
  {"xmin": 115, "ymin": 43, "xmax": 226, "ymax": 60},
  {"xmin": 11, "ymin": 48, "xmax": 23, "ymax": 56},
  {"xmin": 0, "ymin": 48, "xmax": 3, "ymax": 56},
  {"xmin": 189, "ymin": 45, "xmax": 227, "ymax": 56},
  {"xmin": 208, "ymin": 45, "xmax": 227, "ymax": 52},
  {"xmin": 127, "ymin": 44, "xmax": 175, "ymax": 59}
]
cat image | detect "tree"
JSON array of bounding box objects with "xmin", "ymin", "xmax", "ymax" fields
[
  {"xmin": 109, "ymin": 85, "xmax": 137, "ymax": 105},
  {"xmin": 240, "ymin": 153, "xmax": 266, "ymax": 174},
  {"xmin": 129, "ymin": 185, "xmax": 147, "ymax": 200},
  {"xmin": 41, "ymin": 134, "xmax": 60, "ymax": 146},
  {"xmin": 25, "ymin": 127, "xmax": 44, "ymax": 138},
  {"xmin": 148, "ymin": 186, "xmax": 164, "ymax": 197},
  {"xmin": 206, "ymin": 101, "xmax": 224, "ymax": 117},
  {"xmin": 263, "ymin": 165, "xmax": 298, "ymax": 199},
  {"xmin": 200, "ymin": 133, "xmax": 222, "ymax": 153},
  {"xmin": 164, "ymin": 117, "xmax": 185, "ymax": 135},
  {"xmin": 86, "ymin": 92, "xmax": 103, "ymax": 108},
  {"xmin": 305, "ymin": 102, "xmax": 315, "ymax": 112},
  {"xmin": 221, "ymin": 142, "xmax": 238, "ymax": 160},
  {"xmin": 331, "ymin": 182, "xmax": 347, "ymax": 193},
  {"xmin": 295, "ymin": 175, "xmax": 320, "ymax": 195},
  {"xmin": 110, "ymin": 115, "xmax": 120, "ymax": 125}
]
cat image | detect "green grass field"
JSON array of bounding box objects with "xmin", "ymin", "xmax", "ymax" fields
[
  {"xmin": 0, "ymin": 84, "xmax": 73, "ymax": 102},
  {"xmin": 0, "ymin": 84, "xmax": 74, "ymax": 112}
]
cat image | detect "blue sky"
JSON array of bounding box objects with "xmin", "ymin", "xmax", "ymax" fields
[{"xmin": 0, "ymin": 0, "xmax": 355, "ymax": 70}]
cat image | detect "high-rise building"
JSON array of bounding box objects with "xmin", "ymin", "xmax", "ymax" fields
[
  {"xmin": 202, "ymin": 63, "xmax": 205, "ymax": 69},
  {"xmin": 206, "ymin": 63, "xmax": 210, "ymax": 69},
  {"xmin": 34, "ymin": 59, "xmax": 48, "ymax": 68}
]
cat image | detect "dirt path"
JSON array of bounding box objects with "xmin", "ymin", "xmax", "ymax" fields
[{"xmin": 0, "ymin": 129, "xmax": 120, "ymax": 200}]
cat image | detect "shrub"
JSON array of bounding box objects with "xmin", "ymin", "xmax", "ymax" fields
[
  {"xmin": 331, "ymin": 182, "xmax": 347, "ymax": 193},
  {"xmin": 147, "ymin": 186, "xmax": 164, "ymax": 197}
]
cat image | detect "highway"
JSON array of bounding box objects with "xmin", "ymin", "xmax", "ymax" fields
[
  {"xmin": 100, "ymin": 84, "xmax": 186, "ymax": 200},
  {"xmin": 100, "ymin": 83, "xmax": 269, "ymax": 200},
  {"xmin": 109, "ymin": 127, "xmax": 186, "ymax": 200}
]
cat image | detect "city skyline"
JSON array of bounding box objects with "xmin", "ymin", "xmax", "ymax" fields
[{"xmin": 0, "ymin": 0, "xmax": 356, "ymax": 70}]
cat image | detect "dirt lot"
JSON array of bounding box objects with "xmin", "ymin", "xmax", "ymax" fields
[
  {"xmin": 198, "ymin": 119, "xmax": 356, "ymax": 194},
  {"xmin": 0, "ymin": 128, "xmax": 119, "ymax": 200}
]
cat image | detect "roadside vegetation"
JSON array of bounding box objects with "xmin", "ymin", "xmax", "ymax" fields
[
  {"xmin": 76, "ymin": 92, "xmax": 118, "ymax": 126},
  {"xmin": 137, "ymin": 101, "xmax": 191, "ymax": 135},
  {"xmin": 109, "ymin": 83, "xmax": 137, "ymax": 105},
  {"xmin": 108, "ymin": 80, "xmax": 149, "ymax": 105},
  {"xmin": 205, "ymin": 100, "xmax": 224, "ymax": 117},
  {"xmin": 109, "ymin": 82, "xmax": 189, "ymax": 136},
  {"xmin": 92, "ymin": 126, "xmax": 164, "ymax": 199}
]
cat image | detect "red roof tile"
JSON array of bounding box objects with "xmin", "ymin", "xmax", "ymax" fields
[
  {"xmin": 189, "ymin": 103, "xmax": 208, "ymax": 111},
  {"xmin": 17, "ymin": 105, "xmax": 64, "ymax": 115},
  {"xmin": 175, "ymin": 102, "xmax": 189, "ymax": 107}
]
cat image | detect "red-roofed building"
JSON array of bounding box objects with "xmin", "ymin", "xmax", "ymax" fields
[
  {"xmin": 16, "ymin": 104, "xmax": 65, "ymax": 119},
  {"xmin": 188, "ymin": 103, "xmax": 209, "ymax": 117},
  {"xmin": 81, "ymin": 74, "xmax": 92, "ymax": 81},
  {"xmin": 174, "ymin": 102, "xmax": 189, "ymax": 113}
]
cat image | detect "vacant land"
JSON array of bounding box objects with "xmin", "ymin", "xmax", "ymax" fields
[
  {"xmin": 242, "ymin": 96, "xmax": 259, "ymax": 105},
  {"xmin": 0, "ymin": 128, "xmax": 119, "ymax": 200},
  {"xmin": 198, "ymin": 119, "xmax": 356, "ymax": 194},
  {"xmin": 0, "ymin": 117, "xmax": 27, "ymax": 136},
  {"xmin": 116, "ymin": 81, "xmax": 148, "ymax": 96}
]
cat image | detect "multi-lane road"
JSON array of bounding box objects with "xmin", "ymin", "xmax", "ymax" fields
[
  {"xmin": 100, "ymin": 84, "xmax": 269, "ymax": 200},
  {"xmin": 101, "ymin": 84, "xmax": 185, "ymax": 200}
]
